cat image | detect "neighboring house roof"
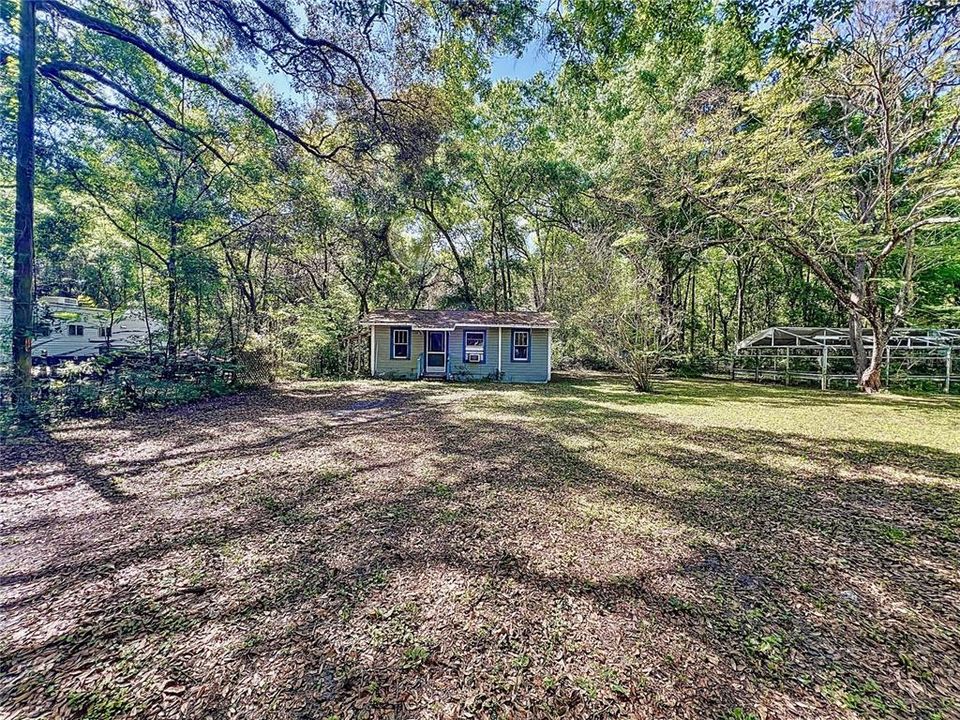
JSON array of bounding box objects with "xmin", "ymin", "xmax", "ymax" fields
[{"xmin": 362, "ymin": 309, "xmax": 557, "ymax": 330}]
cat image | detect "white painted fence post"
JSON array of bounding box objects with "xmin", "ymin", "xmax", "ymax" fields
[
  {"xmin": 821, "ymin": 345, "xmax": 828, "ymax": 391},
  {"xmin": 946, "ymin": 347, "xmax": 952, "ymax": 394}
]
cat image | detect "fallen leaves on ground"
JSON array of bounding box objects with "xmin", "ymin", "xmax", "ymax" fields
[{"xmin": 1, "ymin": 376, "xmax": 958, "ymax": 719}]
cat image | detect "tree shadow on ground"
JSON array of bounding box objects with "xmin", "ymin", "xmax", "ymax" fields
[{"xmin": 1, "ymin": 377, "xmax": 958, "ymax": 719}]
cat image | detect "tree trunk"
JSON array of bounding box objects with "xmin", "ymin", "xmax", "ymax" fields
[
  {"xmin": 689, "ymin": 271, "xmax": 696, "ymax": 355},
  {"xmin": 105, "ymin": 308, "xmax": 115, "ymax": 352},
  {"xmin": 630, "ymin": 355, "xmax": 655, "ymax": 393},
  {"xmin": 195, "ymin": 286, "xmax": 202, "ymax": 347},
  {"xmin": 166, "ymin": 247, "xmax": 178, "ymax": 358},
  {"xmin": 136, "ymin": 243, "xmax": 154, "ymax": 355},
  {"xmin": 497, "ymin": 208, "xmax": 510, "ymax": 310},
  {"xmin": 417, "ymin": 204, "xmax": 473, "ymax": 306},
  {"xmin": 657, "ymin": 258, "xmax": 677, "ymax": 348},
  {"xmin": 859, "ymin": 327, "xmax": 888, "ymax": 393},
  {"xmin": 848, "ymin": 254, "xmax": 869, "ymax": 384},
  {"xmin": 12, "ymin": 0, "xmax": 36, "ymax": 417},
  {"xmin": 848, "ymin": 310, "xmax": 868, "ymax": 384},
  {"xmin": 488, "ymin": 218, "xmax": 499, "ymax": 312},
  {"xmin": 734, "ymin": 267, "xmax": 747, "ymax": 343}
]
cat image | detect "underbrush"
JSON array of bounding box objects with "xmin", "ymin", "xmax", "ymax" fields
[{"xmin": 0, "ymin": 354, "xmax": 246, "ymax": 433}]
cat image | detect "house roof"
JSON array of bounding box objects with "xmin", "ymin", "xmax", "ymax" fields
[{"xmin": 362, "ymin": 309, "xmax": 557, "ymax": 330}]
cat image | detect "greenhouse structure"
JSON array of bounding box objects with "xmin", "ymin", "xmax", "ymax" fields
[{"xmin": 734, "ymin": 327, "xmax": 960, "ymax": 393}]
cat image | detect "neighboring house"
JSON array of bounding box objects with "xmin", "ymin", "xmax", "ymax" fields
[
  {"xmin": 0, "ymin": 296, "xmax": 155, "ymax": 363},
  {"xmin": 362, "ymin": 309, "xmax": 556, "ymax": 383}
]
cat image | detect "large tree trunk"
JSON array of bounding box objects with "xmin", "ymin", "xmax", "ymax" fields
[
  {"xmin": 12, "ymin": 0, "xmax": 36, "ymax": 417},
  {"xmin": 859, "ymin": 327, "xmax": 888, "ymax": 393},
  {"xmin": 656, "ymin": 255, "xmax": 678, "ymax": 349},
  {"xmin": 848, "ymin": 255, "xmax": 870, "ymax": 385},
  {"xmin": 848, "ymin": 310, "xmax": 868, "ymax": 383}
]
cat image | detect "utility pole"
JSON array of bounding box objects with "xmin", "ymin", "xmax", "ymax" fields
[{"xmin": 13, "ymin": 0, "xmax": 37, "ymax": 417}]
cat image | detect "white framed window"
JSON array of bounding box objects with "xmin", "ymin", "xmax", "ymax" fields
[
  {"xmin": 512, "ymin": 330, "xmax": 530, "ymax": 362},
  {"xmin": 391, "ymin": 327, "xmax": 410, "ymax": 359},
  {"xmin": 463, "ymin": 330, "xmax": 485, "ymax": 363},
  {"xmin": 98, "ymin": 327, "xmax": 110, "ymax": 338},
  {"xmin": 68, "ymin": 324, "xmax": 84, "ymax": 336}
]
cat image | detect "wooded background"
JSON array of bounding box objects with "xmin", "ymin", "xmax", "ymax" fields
[{"xmin": 2, "ymin": 0, "xmax": 958, "ymax": 405}]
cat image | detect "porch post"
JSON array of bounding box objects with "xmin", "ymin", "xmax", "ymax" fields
[
  {"xmin": 784, "ymin": 347, "xmax": 790, "ymax": 386},
  {"xmin": 498, "ymin": 328, "xmax": 502, "ymax": 378},
  {"xmin": 369, "ymin": 326, "xmax": 376, "ymax": 377}
]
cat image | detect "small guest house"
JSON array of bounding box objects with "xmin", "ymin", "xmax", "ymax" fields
[{"xmin": 362, "ymin": 310, "xmax": 556, "ymax": 383}]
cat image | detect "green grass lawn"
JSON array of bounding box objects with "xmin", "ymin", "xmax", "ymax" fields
[{"xmin": 1, "ymin": 375, "xmax": 958, "ymax": 719}]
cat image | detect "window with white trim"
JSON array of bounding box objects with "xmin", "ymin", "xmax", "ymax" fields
[
  {"xmin": 512, "ymin": 330, "xmax": 529, "ymax": 361},
  {"xmin": 391, "ymin": 328, "xmax": 410, "ymax": 359},
  {"xmin": 68, "ymin": 324, "xmax": 84, "ymax": 336},
  {"xmin": 98, "ymin": 327, "xmax": 110, "ymax": 338},
  {"xmin": 464, "ymin": 330, "xmax": 485, "ymax": 363}
]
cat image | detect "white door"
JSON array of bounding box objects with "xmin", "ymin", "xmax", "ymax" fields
[{"xmin": 425, "ymin": 331, "xmax": 446, "ymax": 374}]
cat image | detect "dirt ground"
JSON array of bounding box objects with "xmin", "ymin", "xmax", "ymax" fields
[{"xmin": 1, "ymin": 376, "xmax": 959, "ymax": 719}]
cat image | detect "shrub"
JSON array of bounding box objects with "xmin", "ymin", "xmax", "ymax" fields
[{"xmin": 0, "ymin": 353, "xmax": 241, "ymax": 423}]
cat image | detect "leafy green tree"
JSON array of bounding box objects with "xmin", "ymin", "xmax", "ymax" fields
[
  {"xmin": 9, "ymin": 0, "xmax": 536, "ymax": 413},
  {"xmin": 690, "ymin": 0, "xmax": 960, "ymax": 391}
]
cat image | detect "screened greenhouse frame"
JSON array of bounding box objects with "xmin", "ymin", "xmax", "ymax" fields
[{"xmin": 733, "ymin": 327, "xmax": 960, "ymax": 392}]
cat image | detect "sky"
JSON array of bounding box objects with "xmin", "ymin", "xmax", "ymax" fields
[
  {"xmin": 250, "ymin": 21, "xmax": 558, "ymax": 99},
  {"xmin": 489, "ymin": 42, "xmax": 556, "ymax": 81},
  {"xmin": 489, "ymin": 24, "xmax": 557, "ymax": 81}
]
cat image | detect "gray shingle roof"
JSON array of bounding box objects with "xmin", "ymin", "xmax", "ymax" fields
[{"xmin": 361, "ymin": 309, "xmax": 557, "ymax": 329}]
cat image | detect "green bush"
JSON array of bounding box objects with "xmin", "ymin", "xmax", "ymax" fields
[{"xmin": 0, "ymin": 353, "xmax": 241, "ymax": 423}]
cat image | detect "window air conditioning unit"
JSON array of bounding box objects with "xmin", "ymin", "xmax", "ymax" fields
[{"xmin": 466, "ymin": 352, "xmax": 482, "ymax": 363}]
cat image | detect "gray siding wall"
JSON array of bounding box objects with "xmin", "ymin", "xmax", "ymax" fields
[
  {"xmin": 372, "ymin": 325, "xmax": 423, "ymax": 380},
  {"xmin": 370, "ymin": 324, "xmax": 550, "ymax": 383},
  {"xmin": 449, "ymin": 326, "xmax": 549, "ymax": 383},
  {"xmin": 500, "ymin": 327, "xmax": 549, "ymax": 383},
  {"xmin": 448, "ymin": 328, "xmax": 499, "ymax": 381}
]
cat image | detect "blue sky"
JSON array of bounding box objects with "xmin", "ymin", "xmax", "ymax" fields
[
  {"xmin": 489, "ymin": 24, "xmax": 557, "ymax": 81},
  {"xmin": 490, "ymin": 42, "xmax": 556, "ymax": 81},
  {"xmin": 251, "ymin": 26, "xmax": 558, "ymax": 97}
]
